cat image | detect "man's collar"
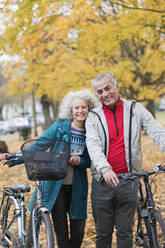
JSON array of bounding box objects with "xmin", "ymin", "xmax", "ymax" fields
[{"xmin": 102, "ymin": 97, "xmax": 121, "ymax": 111}]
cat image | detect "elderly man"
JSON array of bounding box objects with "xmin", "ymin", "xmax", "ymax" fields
[{"xmin": 85, "ymin": 72, "xmax": 165, "ymax": 248}]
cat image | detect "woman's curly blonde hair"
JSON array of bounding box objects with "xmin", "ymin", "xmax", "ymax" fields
[{"xmin": 58, "ymin": 89, "xmax": 98, "ymax": 120}]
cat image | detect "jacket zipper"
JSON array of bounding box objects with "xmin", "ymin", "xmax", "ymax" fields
[{"xmin": 112, "ymin": 108, "xmax": 119, "ymax": 136}]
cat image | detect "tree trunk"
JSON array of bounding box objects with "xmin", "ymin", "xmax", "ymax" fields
[
  {"xmin": 0, "ymin": 106, "xmax": 3, "ymax": 120},
  {"xmin": 32, "ymin": 90, "xmax": 38, "ymax": 137},
  {"xmin": 146, "ymin": 99, "xmax": 155, "ymax": 118},
  {"xmin": 40, "ymin": 94, "xmax": 52, "ymax": 129},
  {"xmin": 50, "ymin": 99, "xmax": 59, "ymax": 121}
]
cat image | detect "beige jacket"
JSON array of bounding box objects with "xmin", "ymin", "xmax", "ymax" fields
[{"xmin": 85, "ymin": 98, "xmax": 165, "ymax": 182}]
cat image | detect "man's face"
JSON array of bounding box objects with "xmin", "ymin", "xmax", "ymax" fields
[{"xmin": 94, "ymin": 76, "xmax": 119, "ymax": 109}]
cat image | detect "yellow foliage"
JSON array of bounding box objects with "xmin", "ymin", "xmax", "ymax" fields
[{"xmin": 0, "ymin": 0, "xmax": 165, "ymax": 106}]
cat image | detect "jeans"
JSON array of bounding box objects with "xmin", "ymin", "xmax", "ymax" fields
[
  {"xmin": 51, "ymin": 185, "xmax": 86, "ymax": 248},
  {"xmin": 91, "ymin": 177, "xmax": 140, "ymax": 248}
]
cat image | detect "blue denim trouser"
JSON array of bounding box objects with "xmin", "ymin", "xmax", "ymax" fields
[{"xmin": 91, "ymin": 177, "xmax": 140, "ymax": 248}]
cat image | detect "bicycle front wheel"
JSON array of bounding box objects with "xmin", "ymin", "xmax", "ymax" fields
[
  {"xmin": 1, "ymin": 197, "xmax": 22, "ymax": 247},
  {"xmin": 135, "ymin": 216, "xmax": 150, "ymax": 248},
  {"xmin": 153, "ymin": 208, "xmax": 165, "ymax": 248},
  {"xmin": 34, "ymin": 212, "xmax": 54, "ymax": 248}
]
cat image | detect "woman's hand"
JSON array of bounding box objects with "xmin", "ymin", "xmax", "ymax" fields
[
  {"xmin": 69, "ymin": 156, "xmax": 80, "ymax": 166},
  {"xmin": 0, "ymin": 153, "xmax": 8, "ymax": 164}
]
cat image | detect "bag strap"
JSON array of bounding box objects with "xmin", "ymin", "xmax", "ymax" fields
[{"xmin": 129, "ymin": 101, "xmax": 136, "ymax": 173}]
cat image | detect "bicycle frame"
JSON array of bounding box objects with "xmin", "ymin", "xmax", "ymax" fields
[
  {"xmin": 0, "ymin": 143, "xmax": 57, "ymax": 248},
  {"xmin": 0, "ymin": 180, "xmax": 53, "ymax": 248},
  {"xmin": 0, "ymin": 188, "xmax": 27, "ymax": 246},
  {"xmin": 138, "ymin": 175, "xmax": 161, "ymax": 247},
  {"xmin": 1, "ymin": 137, "xmax": 68, "ymax": 248}
]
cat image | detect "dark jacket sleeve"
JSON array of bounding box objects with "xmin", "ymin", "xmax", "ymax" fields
[{"xmin": 79, "ymin": 147, "xmax": 91, "ymax": 169}]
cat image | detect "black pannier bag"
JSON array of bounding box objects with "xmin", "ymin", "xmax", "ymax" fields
[{"xmin": 20, "ymin": 138, "xmax": 70, "ymax": 181}]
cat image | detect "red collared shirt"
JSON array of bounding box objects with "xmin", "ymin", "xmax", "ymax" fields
[{"xmin": 103, "ymin": 99, "xmax": 128, "ymax": 174}]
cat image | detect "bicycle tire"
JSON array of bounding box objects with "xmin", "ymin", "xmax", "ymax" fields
[
  {"xmin": 35, "ymin": 212, "xmax": 54, "ymax": 248},
  {"xmin": 153, "ymin": 208, "xmax": 165, "ymax": 248},
  {"xmin": 1, "ymin": 197, "xmax": 22, "ymax": 247},
  {"xmin": 28, "ymin": 211, "xmax": 55, "ymax": 248}
]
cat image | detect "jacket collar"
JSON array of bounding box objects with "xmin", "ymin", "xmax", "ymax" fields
[
  {"xmin": 93, "ymin": 98, "xmax": 135, "ymax": 113},
  {"xmin": 58, "ymin": 119, "xmax": 72, "ymax": 134}
]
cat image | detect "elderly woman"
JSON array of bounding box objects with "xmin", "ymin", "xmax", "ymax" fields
[
  {"xmin": 29, "ymin": 89, "xmax": 97, "ymax": 248},
  {"xmin": 0, "ymin": 89, "xmax": 97, "ymax": 248}
]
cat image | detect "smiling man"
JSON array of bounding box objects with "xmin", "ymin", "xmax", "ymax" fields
[{"xmin": 85, "ymin": 72, "xmax": 165, "ymax": 248}]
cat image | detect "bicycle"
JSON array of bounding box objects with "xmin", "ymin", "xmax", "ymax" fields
[
  {"xmin": 0, "ymin": 180, "xmax": 31, "ymax": 247},
  {"xmin": 118, "ymin": 164, "xmax": 165, "ymax": 248},
  {"xmin": 0, "ymin": 138, "xmax": 69, "ymax": 248},
  {"xmin": 0, "ymin": 154, "xmax": 55, "ymax": 248}
]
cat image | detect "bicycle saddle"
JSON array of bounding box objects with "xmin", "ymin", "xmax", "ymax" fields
[{"xmin": 10, "ymin": 184, "xmax": 31, "ymax": 193}]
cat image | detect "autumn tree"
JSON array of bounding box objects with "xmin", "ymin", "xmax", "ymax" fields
[
  {"xmin": 0, "ymin": 68, "xmax": 8, "ymax": 120},
  {"xmin": 0, "ymin": 0, "xmax": 165, "ymax": 117},
  {"xmin": 0, "ymin": 66, "xmax": 19, "ymax": 120},
  {"xmin": 64, "ymin": 0, "xmax": 165, "ymax": 116}
]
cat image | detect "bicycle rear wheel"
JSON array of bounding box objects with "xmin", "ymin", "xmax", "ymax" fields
[
  {"xmin": 34, "ymin": 212, "xmax": 54, "ymax": 248},
  {"xmin": 1, "ymin": 197, "xmax": 22, "ymax": 247},
  {"xmin": 153, "ymin": 208, "xmax": 165, "ymax": 248}
]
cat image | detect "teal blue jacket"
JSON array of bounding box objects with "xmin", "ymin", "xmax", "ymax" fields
[{"xmin": 27, "ymin": 119, "xmax": 91, "ymax": 220}]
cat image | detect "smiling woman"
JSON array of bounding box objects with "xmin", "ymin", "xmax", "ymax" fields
[
  {"xmin": 58, "ymin": 89, "xmax": 98, "ymax": 120},
  {"xmin": 24, "ymin": 89, "xmax": 98, "ymax": 248},
  {"xmin": 0, "ymin": 89, "xmax": 98, "ymax": 248},
  {"xmin": 72, "ymin": 98, "xmax": 89, "ymax": 128}
]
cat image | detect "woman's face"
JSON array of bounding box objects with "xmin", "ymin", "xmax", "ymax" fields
[{"xmin": 72, "ymin": 98, "xmax": 89, "ymax": 124}]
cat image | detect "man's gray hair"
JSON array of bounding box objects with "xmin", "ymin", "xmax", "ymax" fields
[
  {"xmin": 58, "ymin": 89, "xmax": 98, "ymax": 120},
  {"xmin": 91, "ymin": 73, "xmax": 117, "ymax": 88}
]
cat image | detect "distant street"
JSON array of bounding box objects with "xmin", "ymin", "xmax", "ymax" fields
[
  {"xmin": 0, "ymin": 131, "xmax": 20, "ymax": 141},
  {"xmin": 0, "ymin": 126, "xmax": 43, "ymax": 142}
]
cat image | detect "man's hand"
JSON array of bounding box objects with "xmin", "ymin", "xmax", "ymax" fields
[
  {"xmin": 103, "ymin": 168, "xmax": 119, "ymax": 186},
  {"xmin": 69, "ymin": 156, "xmax": 80, "ymax": 166}
]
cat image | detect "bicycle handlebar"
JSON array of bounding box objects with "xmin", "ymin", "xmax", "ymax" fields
[
  {"xmin": 117, "ymin": 164, "xmax": 165, "ymax": 181},
  {"xmin": 3, "ymin": 153, "xmax": 23, "ymax": 167},
  {"xmin": 6, "ymin": 153, "xmax": 17, "ymax": 160}
]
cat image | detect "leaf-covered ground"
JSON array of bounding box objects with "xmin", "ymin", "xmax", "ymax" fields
[{"xmin": 0, "ymin": 112, "xmax": 165, "ymax": 247}]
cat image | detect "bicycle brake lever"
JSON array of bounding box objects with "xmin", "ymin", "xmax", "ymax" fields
[{"xmin": 3, "ymin": 158, "xmax": 17, "ymax": 166}]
